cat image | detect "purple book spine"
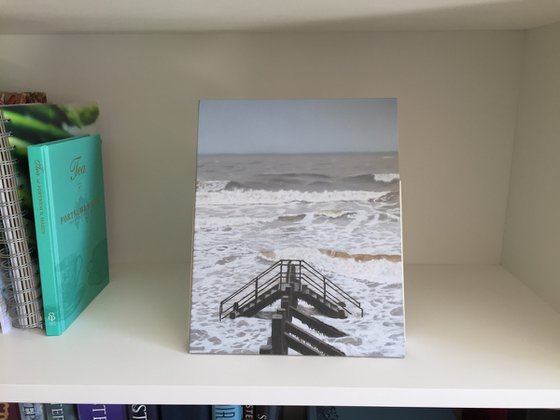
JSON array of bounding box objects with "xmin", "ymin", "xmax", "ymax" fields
[{"xmin": 77, "ymin": 405, "xmax": 126, "ymax": 420}]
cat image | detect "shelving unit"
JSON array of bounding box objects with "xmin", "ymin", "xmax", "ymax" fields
[
  {"xmin": 1, "ymin": 0, "xmax": 560, "ymax": 410},
  {"xmin": 1, "ymin": 264, "xmax": 559, "ymax": 407}
]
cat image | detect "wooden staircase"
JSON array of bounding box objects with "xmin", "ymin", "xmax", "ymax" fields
[
  {"xmin": 219, "ymin": 259, "xmax": 363, "ymax": 321},
  {"xmin": 219, "ymin": 259, "xmax": 363, "ymax": 356}
]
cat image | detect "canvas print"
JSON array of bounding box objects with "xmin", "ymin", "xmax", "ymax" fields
[{"xmin": 189, "ymin": 99, "xmax": 404, "ymax": 357}]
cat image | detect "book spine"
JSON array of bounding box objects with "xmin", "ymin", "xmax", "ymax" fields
[
  {"xmin": 0, "ymin": 402, "xmax": 8, "ymax": 420},
  {"xmin": 243, "ymin": 406, "xmax": 254, "ymax": 420},
  {"xmin": 77, "ymin": 405, "xmax": 126, "ymax": 420},
  {"xmin": 0, "ymin": 110, "xmax": 42, "ymax": 329},
  {"xmin": 19, "ymin": 404, "xmax": 45, "ymax": 420},
  {"xmin": 44, "ymin": 405, "xmax": 78, "ymax": 420},
  {"xmin": 254, "ymin": 407, "xmax": 282, "ymax": 420},
  {"xmin": 160, "ymin": 406, "xmax": 211, "ymax": 420},
  {"xmin": 126, "ymin": 406, "xmax": 160, "ymax": 420},
  {"xmin": 28, "ymin": 145, "xmax": 61, "ymax": 335},
  {"xmin": 212, "ymin": 406, "xmax": 242, "ymax": 420},
  {"xmin": 1, "ymin": 402, "xmax": 22, "ymax": 420}
]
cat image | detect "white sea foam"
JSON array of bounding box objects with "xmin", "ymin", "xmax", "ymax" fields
[
  {"xmin": 197, "ymin": 188, "xmax": 385, "ymax": 206},
  {"xmin": 373, "ymin": 173, "xmax": 400, "ymax": 183},
  {"xmin": 195, "ymin": 215, "xmax": 278, "ymax": 229},
  {"xmin": 197, "ymin": 180, "xmax": 231, "ymax": 192},
  {"xmin": 315, "ymin": 210, "xmax": 356, "ymax": 219}
]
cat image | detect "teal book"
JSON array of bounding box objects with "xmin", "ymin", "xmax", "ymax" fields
[{"xmin": 28, "ymin": 134, "xmax": 109, "ymax": 336}]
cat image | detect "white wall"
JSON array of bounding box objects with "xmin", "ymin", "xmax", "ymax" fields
[
  {"xmin": 0, "ymin": 32, "xmax": 522, "ymax": 265},
  {"xmin": 502, "ymin": 22, "xmax": 560, "ymax": 311}
]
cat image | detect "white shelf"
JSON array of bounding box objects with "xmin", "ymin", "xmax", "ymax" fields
[{"xmin": 1, "ymin": 264, "xmax": 559, "ymax": 408}]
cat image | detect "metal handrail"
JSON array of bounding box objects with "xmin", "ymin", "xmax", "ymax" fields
[
  {"xmin": 299, "ymin": 272, "xmax": 353, "ymax": 316},
  {"xmin": 297, "ymin": 262, "xmax": 362, "ymax": 316},
  {"xmin": 220, "ymin": 260, "xmax": 282, "ymax": 307},
  {"xmin": 300, "ymin": 260, "xmax": 362, "ymax": 309},
  {"xmin": 220, "ymin": 273, "xmax": 282, "ymax": 320}
]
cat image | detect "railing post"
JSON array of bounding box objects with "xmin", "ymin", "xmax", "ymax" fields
[
  {"xmin": 271, "ymin": 313, "xmax": 286, "ymax": 355},
  {"xmin": 323, "ymin": 276, "xmax": 327, "ymax": 301},
  {"xmin": 285, "ymin": 284, "xmax": 294, "ymax": 307},
  {"xmin": 255, "ymin": 278, "xmax": 258, "ymax": 301},
  {"xmin": 294, "ymin": 261, "xmax": 301, "ymax": 289},
  {"xmin": 281, "ymin": 297, "xmax": 291, "ymax": 322}
]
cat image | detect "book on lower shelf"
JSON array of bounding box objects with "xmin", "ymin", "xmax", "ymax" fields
[
  {"xmin": 28, "ymin": 134, "xmax": 109, "ymax": 336},
  {"xmin": 254, "ymin": 406, "xmax": 282, "ymax": 420},
  {"xmin": 0, "ymin": 103, "xmax": 100, "ymax": 331},
  {"xmin": 211, "ymin": 406, "xmax": 242, "ymax": 420},
  {"xmin": 45, "ymin": 404, "xmax": 78, "ymax": 420},
  {"xmin": 126, "ymin": 405, "xmax": 160, "ymax": 420},
  {"xmin": 243, "ymin": 406, "xmax": 254, "ymax": 420},
  {"xmin": 19, "ymin": 403, "xmax": 46, "ymax": 420},
  {"xmin": 159, "ymin": 405, "xmax": 211, "ymax": 420},
  {"xmin": 77, "ymin": 405, "xmax": 126, "ymax": 420},
  {"xmin": 0, "ymin": 402, "xmax": 22, "ymax": 420},
  {"xmin": 307, "ymin": 406, "xmax": 457, "ymax": 420}
]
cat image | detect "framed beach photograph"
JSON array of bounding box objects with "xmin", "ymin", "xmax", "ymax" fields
[{"xmin": 189, "ymin": 98, "xmax": 404, "ymax": 357}]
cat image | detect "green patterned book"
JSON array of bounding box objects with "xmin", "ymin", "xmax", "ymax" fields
[{"xmin": 28, "ymin": 134, "xmax": 109, "ymax": 336}]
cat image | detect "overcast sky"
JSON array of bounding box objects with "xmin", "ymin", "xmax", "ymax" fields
[{"xmin": 197, "ymin": 98, "xmax": 397, "ymax": 155}]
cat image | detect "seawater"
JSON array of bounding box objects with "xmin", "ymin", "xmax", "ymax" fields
[{"xmin": 190, "ymin": 153, "xmax": 405, "ymax": 357}]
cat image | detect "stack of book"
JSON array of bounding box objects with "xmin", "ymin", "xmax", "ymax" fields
[
  {"xmin": 0, "ymin": 404, "xmax": 210, "ymax": 420},
  {"xmin": 0, "ymin": 404, "xmax": 294, "ymax": 420},
  {"xmin": 0, "ymin": 404, "xmax": 290, "ymax": 420},
  {"xmin": 0, "ymin": 93, "xmax": 109, "ymax": 336},
  {"xmin": 1, "ymin": 403, "xmax": 554, "ymax": 420}
]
